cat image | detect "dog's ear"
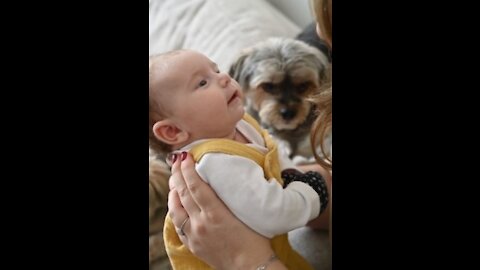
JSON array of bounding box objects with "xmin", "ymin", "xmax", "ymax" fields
[
  {"xmin": 228, "ymin": 51, "xmax": 252, "ymax": 90},
  {"xmin": 312, "ymin": 49, "xmax": 330, "ymax": 85},
  {"xmin": 152, "ymin": 119, "xmax": 189, "ymax": 147}
]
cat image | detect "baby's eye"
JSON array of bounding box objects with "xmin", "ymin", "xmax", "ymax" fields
[{"xmin": 198, "ymin": 80, "xmax": 207, "ymax": 87}]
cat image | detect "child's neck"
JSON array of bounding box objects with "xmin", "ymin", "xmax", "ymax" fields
[
  {"xmin": 232, "ymin": 128, "xmax": 249, "ymax": 144},
  {"xmin": 174, "ymin": 128, "xmax": 249, "ymax": 151}
]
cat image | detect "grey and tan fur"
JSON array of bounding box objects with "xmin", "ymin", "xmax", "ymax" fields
[{"xmin": 229, "ymin": 37, "xmax": 329, "ymax": 159}]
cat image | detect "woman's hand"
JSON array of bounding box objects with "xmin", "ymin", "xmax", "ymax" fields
[{"xmin": 167, "ymin": 152, "xmax": 286, "ymax": 270}]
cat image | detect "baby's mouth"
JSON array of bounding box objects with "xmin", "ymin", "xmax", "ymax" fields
[{"xmin": 228, "ymin": 90, "xmax": 239, "ymax": 104}]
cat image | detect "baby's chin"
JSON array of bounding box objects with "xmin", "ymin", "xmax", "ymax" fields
[{"xmin": 235, "ymin": 106, "xmax": 246, "ymax": 120}]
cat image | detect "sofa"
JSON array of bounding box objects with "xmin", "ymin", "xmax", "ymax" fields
[{"xmin": 149, "ymin": 0, "xmax": 331, "ymax": 269}]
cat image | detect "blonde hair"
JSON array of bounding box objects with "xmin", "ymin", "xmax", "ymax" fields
[
  {"xmin": 311, "ymin": 0, "xmax": 332, "ymax": 46},
  {"xmin": 310, "ymin": 0, "xmax": 332, "ymax": 170},
  {"xmin": 310, "ymin": 78, "xmax": 332, "ymax": 169}
]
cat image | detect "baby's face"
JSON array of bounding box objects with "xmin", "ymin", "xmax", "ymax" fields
[{"xmin": 152, "ymin": 50, "xmax": 245, "ymax": 140}]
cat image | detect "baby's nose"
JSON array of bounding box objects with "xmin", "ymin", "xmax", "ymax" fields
[{"xmin": 219, "ymin": 73, "xmax": 231, "ymax": 87}]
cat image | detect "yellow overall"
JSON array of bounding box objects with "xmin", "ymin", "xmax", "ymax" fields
[{"xmin": 164, "ymin": 114, "xmax": 313, "ymax": 270}]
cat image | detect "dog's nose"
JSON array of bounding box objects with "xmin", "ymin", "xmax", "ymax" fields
[{"xmin": 280, "ymin": 108, "xmax": 297, "ymax": 120}]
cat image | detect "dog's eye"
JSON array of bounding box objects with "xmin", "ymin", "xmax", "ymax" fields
[
  {"xmin": 261, "ymin": 83, "xmax": 275, "ymax": 93},
  {"xmin": 297, "ymin": 82, "xmax": 310, "ymax": 93}
]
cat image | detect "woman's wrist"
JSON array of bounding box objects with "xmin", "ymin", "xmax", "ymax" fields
[
  {"xmin": 229, "ymin": 249, "xmax": 277, "ymax": 270},
  {"xmin": 267, "ymin": 259, "xmax": 288, "ymax": 270},
  {"xmin": 254, "ymin": 254, "xmax": 278, "ymax": 270}
]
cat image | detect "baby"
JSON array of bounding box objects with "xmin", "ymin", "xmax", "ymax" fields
[{"xmin": 149, "ymin": 49, "xmax": 328, "ymax": 270}]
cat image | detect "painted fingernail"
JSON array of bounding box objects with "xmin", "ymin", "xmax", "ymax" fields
[
  {"xmin": 166, "ymin": 153, "xmax": 177, "ymax": 166},
  {"xmin": 181, "ymin": 151, "xmax": 187, "ymax": 161}
]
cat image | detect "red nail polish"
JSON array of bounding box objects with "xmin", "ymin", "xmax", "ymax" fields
[
  {"xmin": 166, "ymin": 153, "xmax": 177, "ymax": 166},
  {"xmin": 181, "ymin": 151, "xmax": 187, "ymax": 161}
]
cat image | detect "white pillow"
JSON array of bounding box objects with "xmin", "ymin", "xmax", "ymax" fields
[{"xmin": 149, "ymin": 0, "xmax": 301, "ymax": 72}]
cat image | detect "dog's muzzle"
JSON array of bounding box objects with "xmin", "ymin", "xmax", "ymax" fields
[{"xmin": 280, "ymin": 107, "xmax": 297, "ymax": 120}]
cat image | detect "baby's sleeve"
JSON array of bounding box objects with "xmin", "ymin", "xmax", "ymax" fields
[{"xmin": 196, "ymin": 153, "xmax": 320, "ymax": 238}]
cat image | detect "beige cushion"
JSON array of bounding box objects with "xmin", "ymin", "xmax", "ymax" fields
[{"xmin": 149, "ymin": 0, "xmax": 300, "ymax": 72}]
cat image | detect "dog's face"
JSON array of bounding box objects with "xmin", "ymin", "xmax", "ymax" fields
[
  {"xmin": 229, "ymin": 38, "xmax": 328, "ymax": 132},
  {"xmin": 229, "ymin": 38, "xmax": 329, "ymax": 157}
]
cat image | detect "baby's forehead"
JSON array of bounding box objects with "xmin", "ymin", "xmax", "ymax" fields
[
  {"xmin": 176, "ymin": 50, "xmax": 216, "ymax": 66},
  {"xmin": 152, "ymin": 50, "xmax": 219, "ymax": 86},
  {"xmin": 160, "ymin": 51, "xmax": 212, "ymax": 70}
]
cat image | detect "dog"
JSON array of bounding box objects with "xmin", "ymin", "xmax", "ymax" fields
[
  {"xmin": 228, "ymin": 35, "xmax": 329, "ymax": 160},
  {"xmin": 296, "ymin": 21, "xmax": 331, "ymax": 62}
]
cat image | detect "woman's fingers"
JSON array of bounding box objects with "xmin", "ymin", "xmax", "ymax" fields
[
  {"xmin": 167, "ymin": 189, "xmax": 187, "ymax": 226},
  {"xmin": 181, "ymin": 153, "xmax": 225, "ymax": 213},
  {"xmin": 168, "ymin": 152, "xmax": 201, "ymax": 216},
  {"xmin": 168, "ymin": 190, "xmax": 190, "ymax": 245}
]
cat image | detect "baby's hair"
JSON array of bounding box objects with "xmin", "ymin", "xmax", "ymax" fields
[{"xmin": 148, "ymin": 50, "xmax": 187, "ymax": 157}]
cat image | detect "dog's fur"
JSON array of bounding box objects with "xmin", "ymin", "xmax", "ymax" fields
[
  {"xmin": 228, "ymin": 36, "xmax": 329, "ymax": 159},
  {"xmin": 296, "ymin": 22, "xmax": 331, "ymax": 62}
]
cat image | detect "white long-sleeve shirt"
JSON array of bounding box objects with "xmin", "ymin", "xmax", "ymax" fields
[{"xmin": 179, "ymin": 119, "xmax": 320, "ymax": 238}]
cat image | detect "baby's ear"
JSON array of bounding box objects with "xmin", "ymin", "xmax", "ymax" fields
[{"xmin": 152, "ymin": 119, "xmax": 189, "ymax": 146}]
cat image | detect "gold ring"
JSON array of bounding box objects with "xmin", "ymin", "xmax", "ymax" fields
[{"xmin": 179, "ymin": 217, "xmax": 189, "ymax": 236}]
